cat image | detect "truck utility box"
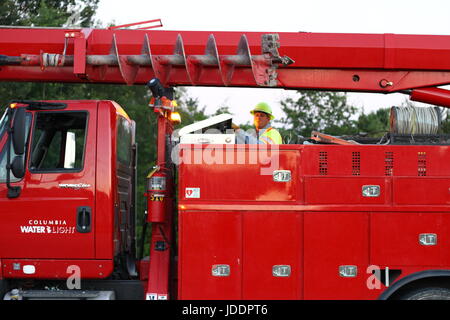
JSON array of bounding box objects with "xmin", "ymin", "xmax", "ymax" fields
[{"xmin": 177, "ymin": 144, "xmax": 450, "ymax": 299}]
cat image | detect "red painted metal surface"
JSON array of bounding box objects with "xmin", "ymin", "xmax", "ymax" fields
[
  {"xmin": 242, "ymin": 211, "xmax": 302, "ymax": 300},
  {"xmin": 0, "ymin": 100, "xmax": 125, "ymax": 279},
  {"xmin": 96, "ymin": 101, "xmax": 118, "ymax": 259},
  {"xmin": 371, "ymin": 212, "xmax": 450, "ymax": 266},
  {"xmin": 178, "ymin": 211, "xmax": 303, "ymax": 300},
  {"xmin": 303, "ymin": 212, "xmax": 376, "ymax": 300},
  {"xmin": 145, "ymin": 105, "xmax": 176, "ymax": 300},
  {"xmin": 0, "ymin": 101, "xmax": 97, "ymax": 260},
  {"xmin": 1, "ymin": 26, "xmax": 450, "ymax": 300},
  {"xmin": 2, "ymin": 27, "xmax": 450, "ymax": 93},
  {"xmin": 2, "ymin": 259, "xmax": 113, "ymax": 279},
  {"xmin": 178, "ymin": 146, "xmax": 301, "ymax": 202},
  {"xmin": 305, "ymin": 177, "xmax": 390, "ymax": 205},
  {"xmin": 411, "ymin": 87, "xmax": 450, "ymax": 108},
  {"xmin": 394, "ymin": 178, "xmax": 450, "ymax": 205},
  {"xmin": 178, "ymin": 145, "xmax": 450, "ymax": 299},
  {"xmin": 179, "ymin": 211, "xmax": 242, "ymax": 299}
]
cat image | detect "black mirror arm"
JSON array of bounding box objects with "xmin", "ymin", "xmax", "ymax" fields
[{"xmin": 6, "ymin": 108, "xmax": 21, "ymax": 199}]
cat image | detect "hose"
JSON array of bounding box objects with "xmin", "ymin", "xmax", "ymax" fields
[{"xmin": 390, "ymin": 106, "xmax": 441, "ymax": 135}]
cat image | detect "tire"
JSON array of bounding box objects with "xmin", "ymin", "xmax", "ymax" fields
[
  {"xmin": 0, "ymin": 280, "xmax": 8, "ymax": 299},
  {"xmin": 401, "ymin": 287, "xmax": 450, "ymax": 300}
]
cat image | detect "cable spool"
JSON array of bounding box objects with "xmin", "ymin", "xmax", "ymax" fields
[{"xmin": 390, "ymin": 106, "xmax": 442, "ymax": 134}]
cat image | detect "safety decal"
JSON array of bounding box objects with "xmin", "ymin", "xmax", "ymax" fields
[{"xmin": 185, "ymin": 187, "xmax": 200, "ymax": 199}]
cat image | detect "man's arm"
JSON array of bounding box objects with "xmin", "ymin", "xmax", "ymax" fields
[{"xmin": 234, "ymin": 128, "xmax": 262, "ymax": 144}]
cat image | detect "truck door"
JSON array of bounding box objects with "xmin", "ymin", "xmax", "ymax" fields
[{"xmin": 0, "ymin": 105, "xmax": 97, "ymax": 259}]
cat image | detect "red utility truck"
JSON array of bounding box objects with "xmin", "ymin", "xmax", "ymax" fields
[{"xmin": 0, "ymin": 25, "xmax": 450, "ymax": 300}]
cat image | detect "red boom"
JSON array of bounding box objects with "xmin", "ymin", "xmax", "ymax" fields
[{"xmin": 1, "ymin": 27, "xmax": 450, "ymax": 97}]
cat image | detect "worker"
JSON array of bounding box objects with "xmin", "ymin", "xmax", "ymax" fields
[{"xmin": 234, "ymin": 102, "xmax": 283, "ymax": 144}]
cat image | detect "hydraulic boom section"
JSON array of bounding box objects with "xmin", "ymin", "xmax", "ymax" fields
[
  {"xmin": 2, "ymin": 27, "xmax": 450, "ymax": 94},
  {"xmin": 0, "ymin": 28, "xmax": 292, "ymax": 87}
]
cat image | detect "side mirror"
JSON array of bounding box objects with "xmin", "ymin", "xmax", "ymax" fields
[
  {"xmin": 12, "ymin": 107, "xmax": 26, "ymax": 155},
  {"xmin": 11, "ymin": 156, "xmax": 25, "ymax": 179}
]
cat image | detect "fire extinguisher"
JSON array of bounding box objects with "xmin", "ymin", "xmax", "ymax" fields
[{"xmin": 146, "ymin": 170, "xmax": 167, "ymax": 223}]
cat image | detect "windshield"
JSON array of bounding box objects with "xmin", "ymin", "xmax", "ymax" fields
[{"xmin": 0, "ymin": 109, "xmax": 8, "ymax": 139}]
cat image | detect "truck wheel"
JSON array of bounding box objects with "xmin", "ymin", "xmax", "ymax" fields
[
  {"xmin": 400, "ymin": 287, "xmax": 450, "ymax": 300},
  {"xmin": 0, "ymin": 280, "xmax": 7, "ymax": 298}
]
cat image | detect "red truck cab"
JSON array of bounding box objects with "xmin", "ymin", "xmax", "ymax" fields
[{"xmin": 0, "ymin": 100, "xmax": 140, "ymax": 299}]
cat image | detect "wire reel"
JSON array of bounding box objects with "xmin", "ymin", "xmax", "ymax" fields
[{"xmin": 390, "ymin": 105, "xmax": 442, "ymax": 134}]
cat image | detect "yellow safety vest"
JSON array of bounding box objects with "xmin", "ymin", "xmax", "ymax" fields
[{"xmin": 259, "ymin": 127, "xmax": 283, "ymax": 144}]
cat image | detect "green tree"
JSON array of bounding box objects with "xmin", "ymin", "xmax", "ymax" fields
[
  {"xmin": 0, "ymin": 0, "xmax": 99, "ymax": 27},
  {"xmin": 0, "ymin": 0, "xmax": 100, "ymax": 105},
  {"xmin": 212, "ymin": 104, "xmax": 232, "ymax": 116},
  {"xmin": 0, "ymin": 0, "xmax": 220, "ymax": 260},
  {"xmin": 356, "ymin": 107, "xmax": 390, "ymax": 137},
  {"xmin": 0, "ymin": 1, "xmax": 157, "ymax": 257},
  {"xmin": 277, "ymin": 90, "xmax": 358, "ymax": 143},
  {"xmin": 442, "ymin": 109, "xmax": 450, "ymax": 133},
  {"xmin": 175, "ymin": 87, "xmax": 208, "ymax": 127}
]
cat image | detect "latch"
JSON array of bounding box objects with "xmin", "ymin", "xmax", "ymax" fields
[
  {"xmin": 76, "ymin": 206, "xmax": 91, "ymax": 233},
  {"xmin": 419, "ymin": 233, "xmax": 437, "ymax": 246},
  {"xmin": 272, "ymin": 265, "xmax": 291, "ymax": 277},
  {"xmin": 211, "ymin": 264, "xmax": 230, "ymax": 277},
  {"xmin": 339, "ymin": 265, "xmax": 358, "ymax": 278}
]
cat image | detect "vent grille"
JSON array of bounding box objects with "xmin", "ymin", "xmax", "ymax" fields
[
  {"xmin": 385, "ymin": 152, "xmax": 394, "ymax": 176},
  {"xmin": 319, "ymin": 151, "xmax": 328, "ymax": 175},
  {"xmin": 352, "ymin": 152, "xmax": 361, "ymax": 176},
  {"xmin": 418, "ymin": 152, "xmax": 427, "ymax": 176}
]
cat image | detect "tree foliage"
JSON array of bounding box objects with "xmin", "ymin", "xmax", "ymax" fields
[
  {"xmin": 0, "ymin": 0, "xmax": 100, "ymax": 107},
  {"xmin": 442, "ymin": 109, "xmax": 450, "ymax": 133},
  {"xmin": 0, "ymin": 0, "xmax": 99, "ymax": 27},
  {"xmin": 174, "ymin": 87, "xmax": 208, "ymax": 127},
  {"xmin": 276, "ymin": 90, "xmax": 358, "ymax": 143},
  {"xmin": 356, "ymin": 108, "xmax": 390, "ymax": 137},
  {"xmin": 276, "ymin": 92, "xmax": 450, "ymax": 142},
  {"xmin": 0, "ymin": 1, "xmax": 158, "ymax": 251}
]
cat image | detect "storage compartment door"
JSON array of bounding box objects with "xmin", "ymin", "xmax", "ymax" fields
[{"xmin": 179, "ymin": 211, "xmax": 242, "ymax": 299}]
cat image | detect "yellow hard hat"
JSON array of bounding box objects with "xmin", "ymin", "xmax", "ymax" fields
[{"xmin": 250, "ymin": 102, "xmax": 275, "ymax": 120}]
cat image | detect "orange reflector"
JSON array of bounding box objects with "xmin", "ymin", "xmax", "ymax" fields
[{"xmin": 10, "ymin": 103, "xmax": 17, "ymax": 109}]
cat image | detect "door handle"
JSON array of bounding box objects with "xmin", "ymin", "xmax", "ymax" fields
[{"xmin": 76, "ymin": 206, "xmax": 91, "ymax": 233}]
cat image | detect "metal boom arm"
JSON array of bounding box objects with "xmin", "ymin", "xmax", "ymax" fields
[{"xmin": 1, "ymin": 27, "xmax": 450, "ymax": 106}]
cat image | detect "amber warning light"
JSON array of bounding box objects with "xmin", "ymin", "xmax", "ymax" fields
[{"xmin": 169, "ymin": 111, "xmax": 181, "ymax": 124}]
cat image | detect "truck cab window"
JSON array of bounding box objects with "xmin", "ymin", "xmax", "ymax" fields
[
  {"xmin": 117, "ymin": 116, "xmax": 132, "ymax": 166},
  {"xmin": 0, "ymin": 110, "xmax": 9, "ymax": 140},
  {"xmin": 30, "ymin": 112, "xmax": 87, "ymax": 172}
]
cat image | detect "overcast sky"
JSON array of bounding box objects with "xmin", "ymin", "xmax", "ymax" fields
[{"xmin": 95, "ymin": 0, "xmax": 450, "ymax": 124}]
